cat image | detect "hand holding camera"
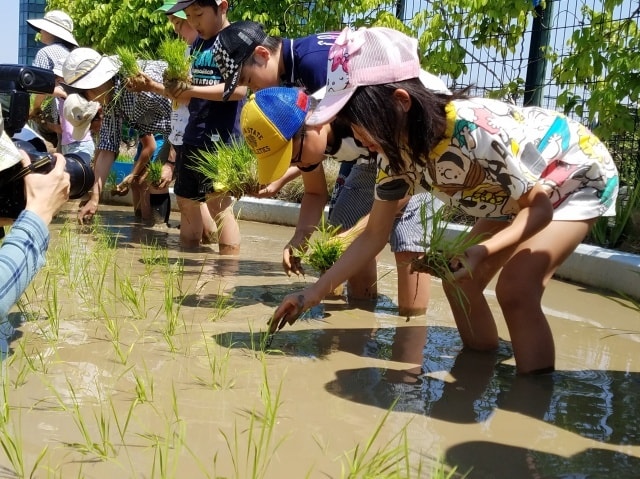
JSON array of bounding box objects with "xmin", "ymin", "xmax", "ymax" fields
[
  {"xmin": 0, "ymin": 64, "xmax": 95, "ymax": 220},
  {"xmin": 22, "ymin": 150, "xmax": 70, "ymax": 225}
]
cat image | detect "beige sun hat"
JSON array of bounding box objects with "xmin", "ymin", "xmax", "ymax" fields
[
  {"xmin": 27, "ymin": 10, "xmax": 78, "ymax": 47},
  {"xmin": 62, "ymin": 47, "xmax": 122, "ymax": 90}
]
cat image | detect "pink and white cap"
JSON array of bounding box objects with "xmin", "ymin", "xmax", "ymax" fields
[{"xmin": 306, "ymin": 26, "xmax": 420, "ymax": 126}]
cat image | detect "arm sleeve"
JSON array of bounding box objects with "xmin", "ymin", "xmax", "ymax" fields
[{"xmin": 0, "ymin": 211, "xmax": 50, "ymax": 319}]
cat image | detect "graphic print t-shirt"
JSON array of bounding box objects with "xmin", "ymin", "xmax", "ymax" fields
[{"xmin": 183, "ymin": 35, "xmax": 239, "ymax": 147}]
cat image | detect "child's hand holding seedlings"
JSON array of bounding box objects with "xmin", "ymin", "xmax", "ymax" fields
[
  {"xmin": 125, "ymin": 72, "xmax": 155, "ymax": 92},
  {"xmin": 451, "ymin": 243, "xmax": 489, "ymax": 282},
  {"xmin": 163, "ymin": 78, "xmax": 192, "ymax": 99}
]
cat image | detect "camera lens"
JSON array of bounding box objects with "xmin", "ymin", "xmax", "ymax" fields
[
  {"xmin": 62, "ymin": 153, "xmax": 95, "ymax": 199},
  {"xmin": 20, "ymin": 70, "xmax": 35, "ymax": 88}
]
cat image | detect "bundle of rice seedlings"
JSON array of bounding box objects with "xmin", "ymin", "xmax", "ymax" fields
[
  {"xmin": 190, "ymin": 137, "xmax": 260, "ymax": 198},
  {"xmin": 410, "ymin": 202, "xmax": 482, "ymax": 278},
  {"xmin": 158, "ymin": 37, "xmax": 192, "ymax": 84},
  {"xmin": 294, "ymin": 218, "xmax": 352, "ymax": 297},
  {"xmin": 410, "ymin": 201, "xmax": 485, "ymax": 317},
  {"xmin": 146, "ymin": 159, "xmax": 163, "ymax": 188},
  {"xmin": 115, "ymin": 46, "xmax": 141, "ymax": 80}
]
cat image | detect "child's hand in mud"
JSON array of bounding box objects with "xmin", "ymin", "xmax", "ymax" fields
[
  {"xmin": 269, "ymin": 287, "xmax": 322, "ymax": 334},
  {"xmin": 282, "ymin": 244, "xmax": 305, "ymax": 277}
]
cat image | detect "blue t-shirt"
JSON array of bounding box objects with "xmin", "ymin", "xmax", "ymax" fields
[
  {"xmin": 280, "ymin": 32, "xmax": 339, "ymax": 93},
  {"xmin": 183, "ymin": 35, "xmax": 240, "ymax": 147}
]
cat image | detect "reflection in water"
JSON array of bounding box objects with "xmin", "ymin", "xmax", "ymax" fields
[{"xmin": 318, "ymin": 325, "xmax": 640, "ymax": 478}]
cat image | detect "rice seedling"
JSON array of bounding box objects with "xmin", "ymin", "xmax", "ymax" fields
[
  {"xmin": 220, "ymin": 363, "xmax": 287, "ymax": 479},
  {"xmin": 410, "ymin": 201, "xmax": 484, "ymax": 319},
  {"xmin": 158, "ymin": 37, "xmax": 192, "ymax": 84},
  {"xmin": 103, "ymin": 314, "xmax": 135, "ymax": 365},
  {"xmin": 139, "ymin": 383, "xmax": 185, "ymax": 478},
  {"xmin": 207, "ymin": 284, "xmax": 234, "ymax": 322},
  {"xmin": 41, "ymin": 270, "xmax": 61, "ymax": 340},
  {"xmin": 131, "ymin": 364, "xmax": 155, "ymax": 404},
  {"xmin": 161, "ymin": 260, "xmax": 186, "ymax": 352},
  {"xmin": 146, "ymin": 158, "xmax": 163, "ymax": 188},
  {"xmin": 293, "ymin": 217, "xmax": 352, "ymax": 297},
  {"xmin": 115, "ymin": 45, "xmax": 142, "ymax": 82},
  {"xmin": 8, "ymin": 355, "xmax": 31, "ymax": 389},
  {"xmin": 141, "ymin": 240, "xmax": 170, "ymax": 273},
  {"xmin": 190, "ymin": 137, "xmax": 260, "ymax": 198},
  {"xmin": 118, "ymin": 267, "xmax": 149, "ymax": 320},
  {"xmin": 12, "ymin": 339, "xmax": 50, "ymax": 377},
  {"xmin": 0, "ymin": 412, "xmax": 48, "ymax": 479},
  {"xmin": 293, "ymin": 217, "xmax": 353, "ymax": 274},
  {"xmin": 194, "ymin": 333, "xmax": 235, "ymax": 390},
  {"xmin": 51, "ymin": 378, "xmax": 117, "ymax": 460}
]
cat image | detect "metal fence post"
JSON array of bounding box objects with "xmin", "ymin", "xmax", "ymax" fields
[{"xmin": 523, "ymin": 0, "xmax": 554, "ymax": 106}]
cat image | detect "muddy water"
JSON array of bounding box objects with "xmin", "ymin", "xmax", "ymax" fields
[{"xmin": 1, "ymin": 204, "xmax": 638, "ymax": 478}]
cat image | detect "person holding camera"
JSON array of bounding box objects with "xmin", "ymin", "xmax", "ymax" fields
[{"xmin": 0, "ymin": 110, "xmax": 70, "ymax": 346}]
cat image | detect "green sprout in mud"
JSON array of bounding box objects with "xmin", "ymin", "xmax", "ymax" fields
[
  {"xmin": 49, "ymin": 378, "xmax": 117, "ymax": 460},
  {"xmin": 219, "ymin": 363, "xmax": 287, "ymax": 479},
  {"xmin": 190, "ymin": 137, "xmax": 260, "ymax": 199},
  {"xmin": 0, "ymin": 379, "xmax": 48, "ymax": 478},
  {"xmin": 194, "ymin": 332, "xmax": 235, "ymax": 390},
  {"xmin": 162, "ymin": 260, "xmax": 186, "ymax": 352}
]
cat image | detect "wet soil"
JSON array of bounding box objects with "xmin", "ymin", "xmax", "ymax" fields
[{"xmin": 1, "ymin": 204, "xmax": 639, "ymax": 478}]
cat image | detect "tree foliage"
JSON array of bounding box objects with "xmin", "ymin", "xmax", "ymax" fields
[
  {"xmin": 550, "ymin": 0, "xmax": 640, "ymax": 141},
  {"xmin": 46, "ymin": 0, "xmax": 172, "ymax": 54}
]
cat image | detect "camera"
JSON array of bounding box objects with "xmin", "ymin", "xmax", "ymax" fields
[{"xmin": 0, "ymin": 64, "xmax": 95, "ymax": 218}]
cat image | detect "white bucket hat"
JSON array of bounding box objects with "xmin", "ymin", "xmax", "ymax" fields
[
  {"xmin": 27, "ymin": 10, "xmax": 78, "ymax": 47},
  {"xmin": 62, "ymin": 47, "xmax": 122, "ymax": 90},
  {"xmin": 63, "ymin": 93, "xmax": 100, "ymax": 141}
]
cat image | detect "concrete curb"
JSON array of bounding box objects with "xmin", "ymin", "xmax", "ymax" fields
[{"xmin": 106, "ymin": 192, "xmax": 640, "ymax": 300}]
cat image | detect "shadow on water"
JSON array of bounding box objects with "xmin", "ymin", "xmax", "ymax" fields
[
  {"xmin": 215, "ymin": 320, "xmax": 640, "ymax": 478},
  {"xmin": 319, "ymin": 324, "xmax": 640, "ymax": 478}
]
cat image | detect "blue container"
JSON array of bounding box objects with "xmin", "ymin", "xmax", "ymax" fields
[{"xmin": 110, "ymin": 161, "xmax": 134, "ymax": 184}]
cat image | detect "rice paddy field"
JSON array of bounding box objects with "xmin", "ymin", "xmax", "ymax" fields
[{"xmin": 0, "ymin": 204, "xmax": 638, "ymax": 478}]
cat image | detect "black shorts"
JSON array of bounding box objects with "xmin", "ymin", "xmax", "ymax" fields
[{"xmin": 173, "ymin": 143, "xmax": 213, "ymax": 202}]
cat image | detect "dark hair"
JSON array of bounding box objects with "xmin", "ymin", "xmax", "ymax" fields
[
  {"xmin": 194, "ymin": 0, "xmax": 221, "ymax": 12},
  {"xmin": 244, "ymin": 35, "xmax": 282, "ymax": 66},
  {"xmin": 337, "ymin": 78, "xmax": 466, "ymax": 174}
]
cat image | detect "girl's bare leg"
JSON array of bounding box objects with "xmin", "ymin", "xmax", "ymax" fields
[
  {"xmin": 206, "ymin": 194, "xmax": 240, "ymax": 255},
  {"xmin": 395, "ymin": 251, "xmax": 430, "ymax": 317},
  {"xmin": 496, "ymin": 219, "xmax": 594, "ymax": 374}
]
